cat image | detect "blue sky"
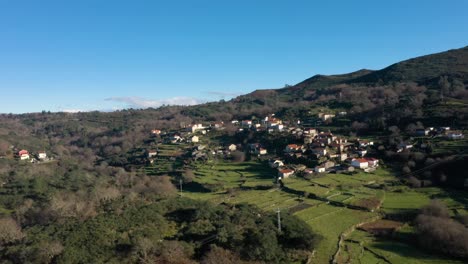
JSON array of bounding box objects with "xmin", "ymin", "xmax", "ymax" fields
[{"xmin": 0, "ymin": 0, "xmax": 467, "ymax": 113}]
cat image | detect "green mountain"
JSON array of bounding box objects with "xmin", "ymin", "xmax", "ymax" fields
[{"xmin": 227, "ymin": 46, "xmax": 468, "ymax": 127}]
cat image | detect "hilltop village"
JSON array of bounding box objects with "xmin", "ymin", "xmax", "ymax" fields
[{"xmin": 141, "ymin": 112, "xmax": 463, "ymax": 183}]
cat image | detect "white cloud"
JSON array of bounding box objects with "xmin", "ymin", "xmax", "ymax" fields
[
  {"xmin": 105, "ymin": 96, "xmax": 205, "ymax": 109},
  {"xmin": 61, "ymin": 109, "xmax": 85, "ymax": 113}
]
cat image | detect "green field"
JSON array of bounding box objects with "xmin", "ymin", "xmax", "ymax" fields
[
  {"xmin": 339, "ymin": 229, "xmax": 465, "ymax": 264},
  {"xmin": 147, "ymin": 146, "xmax": 467, "ymax": 264}
]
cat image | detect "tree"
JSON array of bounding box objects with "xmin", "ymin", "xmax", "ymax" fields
[
  {"xmin": 201, "ymin": 246, "xmax": 241, "ymax": 264},
  {"xmin": 183, "ymin": 169, "xmax": 196, "ymax": 183},
  {"xmin": 0, "ymin": 217, "xmax": 24, "ymax": 245}
]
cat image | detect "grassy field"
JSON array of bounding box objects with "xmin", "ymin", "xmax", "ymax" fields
[
  {"xmin": 340, "ymin": 229, "xmax": 465, "ymax": 264},
  {"xmin": 145, "ymin": 143, "xmax": 467, "ymax": 264}
]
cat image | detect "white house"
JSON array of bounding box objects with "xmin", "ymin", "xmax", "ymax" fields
[
  {"xmin": 228, "ymin": 144, "xmax": 237, "ymax": 152},
  {"xmin": 170, "ymin": 134, "xmax": 182, "ymax": 143},
  {"xmin": 357, "ymin": 149, "xmax": 367, "ymax": 157},
  {"xmin": 366, "ymin": 158, "xmax": 379, "ymax": 167},
  {"xmin": 18, "ymin": 150, "xmax": 29, "ymax": 160},
  {"xmin": 278, "ymin": 168, "xmax": 295, "ymax": 179},
  {"xmin": 446, "ymin": 131, "xmax": 464, "ymax": 140},
  {"xmin": 191, "ymin": 136, "xmax": 199, "ymax": 143},
  {"xmin": 147, "ymin": 150, "xmax": 158, "ymax": 158},
  {"xmin": 319, "ymin": 113, "xmax": 335, "ymax": 121},
  {"xmin": 351, "ymin": 158, "xmax": 369, "ymax": 169},
  {"xmin": 339, "ymin": 153, "xmax": 348, "ymax": 161},
  {"xmin": 314, "ymin": 165, "xmax": 326, "ymax": 173},
  {"xmin": 269, "ymin": 159, "xmax": 284, "ymax": 168},
  {"xmin": 255, "ymin": 148, "xmax": 267, "ymax": 155},
  {"xmin": 303, "ymin": 128, "xmax": 317, "ymax": 136},
  {"xmin": 190, "ymin": 124, "xmax": 204, "ymax": 133},
  {"xmin": 38, "ymin": 151, "xmax": 47, "ymax": 160}
]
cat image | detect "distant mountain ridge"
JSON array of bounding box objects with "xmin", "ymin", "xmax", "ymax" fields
[{"xmin": 243, "ymin": 46, "xmax": 468, "ymax": 99}]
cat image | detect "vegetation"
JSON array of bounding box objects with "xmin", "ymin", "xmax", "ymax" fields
[{"xmin": 1, "ymin": 46, "xmax": 467, "ymax": 263}]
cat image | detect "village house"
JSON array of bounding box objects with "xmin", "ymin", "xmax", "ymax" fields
[
  {"xmin": 318, "ymin": 113, "xmax": 335, "ymax": 121},
  {"xmin": 37, "ymin": 151, "xmax": 47, "ymax": 160},
  {"xmin": 190, "ymin": 136, "xmax": 199, "ymax": 143},
  {"xmin": 269, "ymin": 159, "xmax": 284, "ymax": 168},
  {"xmin": 446, "ymin": 131, "xmax": 464, "ymax": 140},
  {"xmin": 189, "ymin": 124, "xmax": 205, "ymax": 133},
  {"xmin": 284, "ymin": 144, "xmax": 303, "ymax": 153},
  {"xmin": 339, "ymin": 153, "xmax": 348, "ymax": 162},
  {"xmin": 314, "ymin": 165, "xmax": 326, "ymax": 173},
  {"xmin": 170, "ymin": 134, "xmax": 182, "ymax": 143},
  {"xmin": 255, "ymin": 148, "xmax": 268, "ymax": 155},
  {"xmin": 351, "ymin": 158, "xmax": 369, "ymax": 169},
  {"xmin": 304, "ymin": 168, "xmax": 314, "ymax": 175},
  {"xmin": 415, "ymin": 128, "xmax": 430, "ymax": 136},
  {"xmin": 304, "ymin": 136, "xmax": 314, "ymax": 144},
  {"xmin": 151, "ymin": 129, "xmax": 162, "ymax": 135},
  {"xmin": 278, "ymin": 168, "xmax": 295, "ymax": 179},
  {"xmin": 147, "ymin": 150, "xmax": 158, "ymax": 158},
  {"xmin": 18, "ymin": 150, "xmax": 30, "ymax": 160},
  {"xmin": 324, "ymin": 161, "xmax": 335, "ymax": 169},
  {"xmin": 366, "ymin": 158, "xmax": 379, "ymax": 167},
  {"xmin": 357, "ymin": 139, "xmax": 373, "ymax": 148},
  {"xmin": 228, "ymin": 144, "xmax": 237, "ymax": 152},
  {"xmin": 311, "ymin": 147, "xmax": 327, "ymax": 156},
  {"xmin": 398, "ymin": 143, "xmax": 413, "ymax": 152},
  {"xmin": 357, "ymin": 149, "xmax": 367, "ymax": 157},
  {"xmin": 303, "ymin": 128, "xmax": 317, "ymax": 135},
  {"xmin": 241, "ymin": 120, "xmax": 253, "ymax": 128},
  {"xmin": 212, "ymin": 122, "xmax": 224, "ymax": 129}
]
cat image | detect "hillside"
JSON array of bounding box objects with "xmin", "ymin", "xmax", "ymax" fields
[{"xmin": 294, "ymin": 46, "xmax": 468, "ymax": 91}]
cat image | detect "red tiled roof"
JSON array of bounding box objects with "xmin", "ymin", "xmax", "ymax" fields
[
  {"xmin": 18, "ymin": 150, "xmax": 29, "ymax": 155},
  {"xmin": 355, "ymin": 158, "xmax": 368, "ymax": 163}
]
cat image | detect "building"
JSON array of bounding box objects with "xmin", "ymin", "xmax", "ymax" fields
[
  {"xmin": 284, "ymin": 144, "xmax": 303, "ymax": 153},
  {"xmin": 228, "ymin": 144, "xmax": 237, "ymax": 152},
  {"xmin": 38, "ymin": 151, "xmax": 47, "ymax": 160},
  {"xmin": 18, "ymin": 150, "xmax": 30, "ymax": 160},
  {"xmin": 151, "ymin": 129, "xmax": 161, "ymax": 135},
  {"xmin": 314, "ymin": 165, "xmax": 326, "ymax": 173},
  {"xmin": 241, "ymin": 120, "xmax": 252, "ymax": 128},
  {"xmin": 147, "ymin": 150, "xmax": 158, "ymax": 158},
  {"xmin": 351, "ymin": 158, "xmax": 369, "ymax": 169},
  {"xmin": 269, "ymin": 159, "xmax": 284, "ymax": 168},
  {"xmin": 311, "ymin": 147, "xmax": 327, "ymax": 156},
  {"xmin": 278, "ymin": 168, "xmax": 295, "ymax": 179},
  {"xmin": 446, "ymin": 131, "xmax": 464, "ymax": 140},
  {"xmin": 189, "ymin": 124, "xmax": 204, "ymax": 133},
  {"xmin": 256, "ymin": 148, "xmax": 267, "ymax": 155},
  {"xmin": 191, "ymin": 136, "xmax": 199, "ymax": 143},
  {"xmin": 366, "ymin": 158, "xmax": 379, "ymax": 167}
]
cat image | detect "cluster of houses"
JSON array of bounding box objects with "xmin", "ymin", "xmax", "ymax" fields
[
  {"xmin": 269, "ymin": 129, "xmax": 380, "ymax": 179},
  {"xmin": 15, "ymin": 149, "xmax": 49, "ymax": 162},
  {"xmin": 146, "ymin": 113, "xmax": 382, "ymax": 180},
  {"xmin": 415, "ymin": 126, "xmax": 464, "ymax": 140},
  {"xmin": 146, "ymin": 113, "xmax": 465, "ymax": 180}
]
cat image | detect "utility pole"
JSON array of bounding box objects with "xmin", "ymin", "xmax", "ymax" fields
[
  {"xmin": 276, "ymin": 208, "xmax": 282, "ymax": 232},
  {"xmin": 179, "ymin": 179, "xmax": 183, "ymax": 196}
]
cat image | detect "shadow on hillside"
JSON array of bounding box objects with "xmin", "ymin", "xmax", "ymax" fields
[{"xmin": 371, "ymin": 239, "xmax": 458, "ymax": 262}]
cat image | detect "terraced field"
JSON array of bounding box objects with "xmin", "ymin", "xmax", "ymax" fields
[{"xmin": 147, "ymin": 146, "xmax": 468, "ymax": 264}]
